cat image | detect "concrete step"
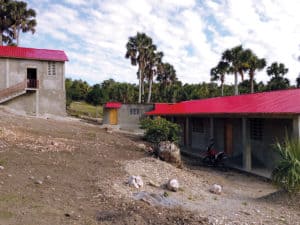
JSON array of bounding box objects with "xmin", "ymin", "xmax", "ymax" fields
[{"xmin": 0, "ymin": 90, "xmax": 27, "ymax": 104}]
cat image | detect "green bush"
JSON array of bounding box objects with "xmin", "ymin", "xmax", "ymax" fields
[
  {"xmin": 140, "ymin": 117, "xmax": 180, "ymax": 144},
  {"xmin": 272, "ymin": 137, "xmax": 300, "ymax": 193}
]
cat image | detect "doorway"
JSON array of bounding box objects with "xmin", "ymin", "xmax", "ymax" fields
[
  {"xmin": 27, "ymin": 68, "xmax": 37, "ymax": 88},
  {"xmin": 109, "ymin": 109, "xmax": 118, "ymax": 125}
]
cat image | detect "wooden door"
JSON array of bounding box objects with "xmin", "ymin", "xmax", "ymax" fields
[
  {"xmin": 109, "ymin": 109, "xmax": 118, "ymax": 125},
  {"xmin": 224, "ymin": 119, "xmax": 233, "ymax": 155}
]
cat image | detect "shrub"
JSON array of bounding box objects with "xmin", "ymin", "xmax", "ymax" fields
[
  {"xmin": 140, "ymin": 117, "xmax": 180, "ymax": 144},
  {"xmin": 272, "ymin": 137, "xmax": 300, "ymax": 193}
]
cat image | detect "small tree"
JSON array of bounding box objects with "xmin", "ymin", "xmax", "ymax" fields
[
  {"xmin": 140, "ymin": 117, "xmax": 180, "ymax": 144},
  {"xmin": 272, "ymin": 137, "xmax": 300, "ymax": 193}
]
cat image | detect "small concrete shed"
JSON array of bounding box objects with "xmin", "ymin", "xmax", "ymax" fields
[{"xmin": 102, "ymin": 102, "xmax": 154, "ymax": 131}]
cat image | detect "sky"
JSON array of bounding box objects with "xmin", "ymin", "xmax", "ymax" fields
[{"xmin": 22, "ymin": 0, "xmax": 300, "ymax": 85}]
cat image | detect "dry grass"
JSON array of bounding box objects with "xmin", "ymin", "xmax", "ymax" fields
[{"xmin": 68, "ymin": 101, "xmax": 103, "ymax": 118}]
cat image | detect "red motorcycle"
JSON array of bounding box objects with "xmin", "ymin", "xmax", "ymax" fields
[{"xmin": 202, "ymin": 138, "xmax": 227, "ymax": 168}]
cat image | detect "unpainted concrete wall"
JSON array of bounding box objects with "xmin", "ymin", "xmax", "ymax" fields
[
  {"xmin": 0, "ymin": 58, "xmax": 66, "ymax": 116},
  {"xmin": 250, "ymin": 118, "xmax": 292, "ymax": 169},
  {"xmin": 118, "ymin": 104, "xmax": 153, "ymax": 130},
  {"xmin": 3, "ymin": 91, "xmax": 36, "ymax": 115},
  {"xmin": 102, "ymin": 104, "xmax": 154, "ymax": 130}
]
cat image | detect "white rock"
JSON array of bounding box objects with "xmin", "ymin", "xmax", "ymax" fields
[
  {"xmin": 35, "ymin": 180, "xmax": 43, "ymax": 185},
  {"xmin": 167, "ymin": 179, "xmax": 179, "ymax": 192},
  {"xmin": 128, "ymin": 175, "xmax": 144, "ymax": 189},
  {"xmin": 0, "ymin": 166, "xmax": 4, "ymax": 170},
  {"xmin": 137, "ymin": 143, "xmax": 147, "ymax": 150},
  {"xmin": 209, "ymin": 184, "xmax": 222, "ymax": 195}
]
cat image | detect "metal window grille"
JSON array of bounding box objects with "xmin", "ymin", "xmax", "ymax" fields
[{"xmin": 250, "ymin": 119, "xmax": 263, "ymax": 141}]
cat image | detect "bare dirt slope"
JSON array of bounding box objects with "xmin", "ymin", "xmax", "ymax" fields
[
  {"xmin": 0, "ymin": 108, "xmax": 298, "ymax": 225},
  {"xmin": 0, "ymin": 109, "xmax": 208, "ymax": 225}
]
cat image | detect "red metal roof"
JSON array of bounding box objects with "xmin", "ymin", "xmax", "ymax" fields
[
  {"xmin": 0, "ymin": 46, "xmax": 68, "ymax": 62},
  {"xmin": 105, "ymin": 102, "xmax": 122, "ymax": 109},
  {"xmin": 147, "ymin": 89, "xmax": 300, "ymax": 116}
]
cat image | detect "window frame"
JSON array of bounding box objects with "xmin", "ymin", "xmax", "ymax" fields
[
  {"xmin": 47, "ymin": 61, "xmax": 56, "ymax": 76},
  {"xmin": 250, "ymin": 119, "xmax": 264, "ymax": 141}
]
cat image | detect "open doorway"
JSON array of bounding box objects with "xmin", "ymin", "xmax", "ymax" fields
[{"xmin": 27, "ymin": 68, "xmax": 38, "ymax": 88}]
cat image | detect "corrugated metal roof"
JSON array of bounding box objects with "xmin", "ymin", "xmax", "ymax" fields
[
  {"xmin": 0, "ymin": 46, "xmax": 68, "ymax": 62},
  {"xmin": 147, "ymin": 89, "xmax": 300, "ymax": 115},
  {"xmin": 105, "ymin": 102, "xmax": 122, "ymax": 109}
]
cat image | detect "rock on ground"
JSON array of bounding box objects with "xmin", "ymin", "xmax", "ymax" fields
[
  {"xmin": 167, "ymin": 179, "xmax": 179, "ymax": 192},
  {"xmin": 209, "ymin": 184, "xmax": 222, "ymax": 195},
  {"xmin": 157, "ymin": 141, "xmax": 181, "ymax": 167},
  {"xmin": 128, "ymin": 175, "xmax": 144, "ymax": 189}
]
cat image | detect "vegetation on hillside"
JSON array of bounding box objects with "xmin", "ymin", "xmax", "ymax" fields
[
  {"xmin": 140, "ymin": 117, "xmax": 180, "ymax": 144},
  {"xmin": 67, "ymin": 101, "xmax": 103, "ymax": 118}
]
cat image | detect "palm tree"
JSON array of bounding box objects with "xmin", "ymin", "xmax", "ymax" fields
[
  {"xmin": 266, "ymin": 62, "xmax": 290, "ymax": 90},
  {"xmin": 221, "ymin": 45, "xmax": 246, "ymax": 95},
  {"xmin": 210, "ymin": 61, "xmax": 229, "ymax": 96},
  {"xmin": 125, "ymin": 32, "xmax": 154, "ymax": 103},
  {"xmin": 145, "ymin": 49, "xmax": 163, "ymax": 103},
  {"xmin": 243, "ymin": 49, "xmax": 266, "ymax": 93},
  {"xmin": 8, "ymin": 1, "xmax": 36, "ymax": 46},
  {"xmin": 156, "ymin": 63, "xmax": 177, "ymax": 87}
]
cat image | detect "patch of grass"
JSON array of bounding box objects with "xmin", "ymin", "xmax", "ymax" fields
[
  {"xmin": 178, "ymin": 187, "xmax": 185, "ymax": 192},
  {"xmin": 0, "ymin": 194, "xmax": 19, "ymax": 203},
  {"xmin": 68, "ymin": 101, "xmax": 103, "ymax": 118},
  {"xmin": 163, "ymin": 191, "xmax": 170, "ymax": 197},
  {"xmin": 213, "ymin": 196, "xmax": 218, "ymax": 200},
  {"xmin": 188, "ymin": 195, "xmax": 196, "ymax": 201},
  {"xmin": 0, "ymin": 210, "xmax": 13, "ymax": 219},
  {"xmin": 242, "ymin": 201, "xmax": 248, "ymax": 206},
  {"xmin": 0, "ymin": 159, "xmax": 6, "ymax": 166}
]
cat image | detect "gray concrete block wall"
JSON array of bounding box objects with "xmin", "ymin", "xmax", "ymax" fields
[
  {"xmin": 190, "ymin": 117, "xmax": 210, "ymax": 150},
  {"xmin": 3, "ymin": 91, "xmax": 36, "ymax": 115},
  {"xmin": 102, "ymin": 104, "xmax": 154, "ymax": 130},
  {"xmin": 118, "ymin": 104, "xmax": 154, "ymax": 130},
  {"xmin": 102, "ymin": 108, "xmax": 110, "ymax": 124},
  {"xmin": 251, "ymin": 118, "xmax": 293, "ymax": 169},
  {"xmin": 213, "ymin": 118, "xmax": 225, "ymax": 152},
  {"xmin": 0, "ymin": 60, "xmax": 6, "ymax": 88},
  {"xmin": 0, "ymin": 58, "xmax": 66, "ymax": 116}
]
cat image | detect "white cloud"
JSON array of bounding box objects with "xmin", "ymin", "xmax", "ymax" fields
[{"xmin": 24, "ymin": 0, "xmax": 300, "ymax": 85}]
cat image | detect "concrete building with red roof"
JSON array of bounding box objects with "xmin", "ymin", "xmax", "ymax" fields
[
  {"xmin": 102, "ymin": 102, "xmax": 153, "ymax": 131},
  {"xmin": 0, "ymin": 46, "xmax": 68, "ymax": 116},
  {"xmin": 147, "ymin": 89, "xmax": 300, "ymax": 176}
]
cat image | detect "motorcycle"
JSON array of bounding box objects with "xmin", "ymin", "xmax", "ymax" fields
[{"xmin": 202, "ymin": 138, "xmax": 227, "ymax": 168}]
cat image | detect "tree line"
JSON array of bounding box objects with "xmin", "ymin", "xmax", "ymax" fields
[
  {"xmin": 66, "ymin": 75, "xmax": 299, "ymax": 107},
  {"xmin": 0, "ymin": 0, "xmax": 36, "ymax": 46}
]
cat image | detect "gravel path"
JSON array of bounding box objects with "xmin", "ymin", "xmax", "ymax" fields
[{"xmin": 114, "ymin": 157, "xmax": 300, "ymax": 225}]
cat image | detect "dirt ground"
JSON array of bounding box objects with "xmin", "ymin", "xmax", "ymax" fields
[{"xmin": 0, "ymin": 108, "xmax": 299, "ymax": 225}]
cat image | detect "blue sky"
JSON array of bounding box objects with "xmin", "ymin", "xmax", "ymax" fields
[{"xmin": 22, "ymin": 0, "xmax": 300, "ymax": 85}]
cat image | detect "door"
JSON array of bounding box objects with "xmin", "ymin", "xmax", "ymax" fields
[
  {"xmin": 224, "ymin": 119, "xmax": 233, "ymax": 155},
  {"xmin": 109, "ymin": 109, "xmax": 118, "ymax": 125},
  {"xmin": 27, "ymin": 68, "xmax": 37, "ymax": 88}
]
